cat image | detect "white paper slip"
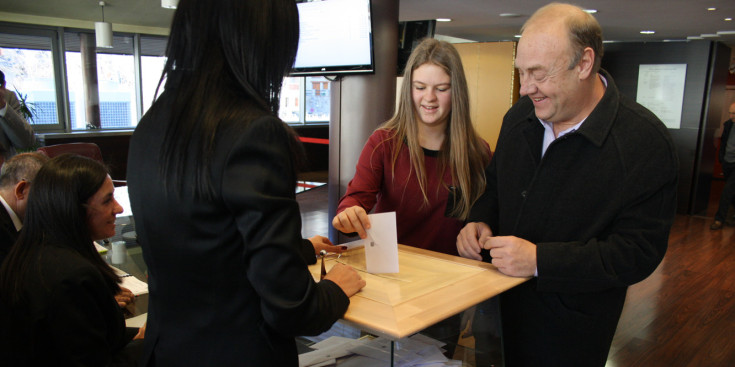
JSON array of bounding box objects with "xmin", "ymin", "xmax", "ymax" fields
[
  {"xmin": 364, "ymin": 212, "xmax": 399, "ymax": 274},
  {"xmin": 125, "ymin": 312, "xmax": 147, "ymax": 328}
]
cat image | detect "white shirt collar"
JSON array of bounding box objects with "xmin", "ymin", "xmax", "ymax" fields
[
  {"xmin": 0, "ymin": 194, "xmax": 22, "ymax": 231},
  {"xmin": 538, "ymin": 73, "xmax": 608, "ymax": 157}
]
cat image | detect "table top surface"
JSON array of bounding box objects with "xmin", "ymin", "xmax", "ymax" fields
[{"xmin": 308, "ymin": 245, "xmax": 529, "ymax": 340}]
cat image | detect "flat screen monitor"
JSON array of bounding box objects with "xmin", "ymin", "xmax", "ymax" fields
[{"xmin": 291, "ymin": 0, "xmax": 374, "ymax": 76}]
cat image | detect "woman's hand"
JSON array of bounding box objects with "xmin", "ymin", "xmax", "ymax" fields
[
  {"xmin": 323, "ymin": 263, "xmax": 366, "ymax": 297},
  {"xmin": 115, "ymin": 287, "xmax": 135, "ymax": 308},
  {"xmin": 332, "ymin": 206, "xmax": 370, "ymax": 239},
  {"xmin": 308, "ymin": 235, "xmax": 348, "ymax": 255}
]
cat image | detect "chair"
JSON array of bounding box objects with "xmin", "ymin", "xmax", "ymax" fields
[
  {"xmin": 37, "ymin": 142, "xmax": 104, "ymax": 163},
  {"xmin": 37, "ymin": 143, "xmax": 126, "ymax": 186}
]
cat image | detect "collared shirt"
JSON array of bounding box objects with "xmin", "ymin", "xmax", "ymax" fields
[
  {"xmin": 539, "ymin": 74, "xmax": 609, "ymax": 158},
  {"xmin": 0, "ymin": 102, "xmax": 7, "ymax": 117},
  {"xmin": 0, "ymin": 194, "xmax": 22, "ymax": 231}
]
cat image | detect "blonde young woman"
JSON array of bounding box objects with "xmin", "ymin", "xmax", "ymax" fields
[{"xmin": 333, "ymin": 38, "xmax": 491, "ymax": 256}]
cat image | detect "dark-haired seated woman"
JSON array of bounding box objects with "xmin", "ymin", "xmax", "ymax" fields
[{"xmin": 0, "ymin": 154, "xmax": 143, "ymax": 366}]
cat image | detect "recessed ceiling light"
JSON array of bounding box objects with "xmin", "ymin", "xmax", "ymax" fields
[
  {"xmin": 640, "ymin": 30, "xmax": 656, "ymax": 34},
  {"xmin": 707, "ymin": 7, "xmax": 717, "ymax": 11},
  {"xmin": 436, "ymin": 18, "xmax": 452, "ymax": 22},
  {"xmin": 717, "ymin": 30, "xmax": 735, "ymax": 35},
  {"xmin": 700, "ymin": 33, "xmax": 720, "ymax": 38},
  {"xmin": 584, "ymin": 9, "xmax": 598, "ymax": 14},
  {"xmin": 687, "ymin": 36, "xmax": 704, "ymax": 40},
  {"xmin": 499, "ymin": 13, "xmax": 522, "ymax": 18},
  {"xmin": 725, "ymin": 18, "xmax": 733, "ymax": 21},
  {"xmin": 514, "ymin": 34, "xmax": 522, "ymax": 38}
]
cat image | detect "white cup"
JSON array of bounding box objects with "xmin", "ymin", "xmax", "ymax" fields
[{"xmin": 111, "ymin": 241, "xmax": 126, "ymax": 264}]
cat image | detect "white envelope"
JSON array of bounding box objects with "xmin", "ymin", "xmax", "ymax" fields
[{"xmin": 364, "ymin": 212, "xmax": 399, "ymax": 274}]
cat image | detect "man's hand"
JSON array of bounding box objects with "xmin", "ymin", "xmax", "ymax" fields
[
  {"xmin": 456, "ymin": 222, "xmax": 493, "ymax": 260},
  {"xmin": 482, "ymin": 236, "xmax": 537, "ymax": 277}
]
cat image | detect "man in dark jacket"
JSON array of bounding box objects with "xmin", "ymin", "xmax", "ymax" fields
[
  {"xmin": 711, "ymin": 102, "xmax": 735, "ymax": 230},
  {"xmin": 0, "ymin": 152, "xmax": 47, "ymax": 264},
  {"xmin": 456, "ymin": 3, "xmax": 678, "ymax": 366}
]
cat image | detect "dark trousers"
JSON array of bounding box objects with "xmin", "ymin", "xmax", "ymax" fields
[{"xmin": 715, "ymin": 161, "xmax": 735, "ymax": 222}]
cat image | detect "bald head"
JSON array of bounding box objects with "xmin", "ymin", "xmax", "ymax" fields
[{"xmin": 522, "ymin": 2, "xmax": 604, "ymax": 73}]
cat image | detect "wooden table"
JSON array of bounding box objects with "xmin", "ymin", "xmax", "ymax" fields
[{"xmin": 308, "ymin": 244, "xmax": 529, "ymax": 340}]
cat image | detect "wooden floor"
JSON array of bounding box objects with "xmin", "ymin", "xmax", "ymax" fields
[{"xmin": 296, "ymin": 184, "xmax": 735, "ymax": 366}]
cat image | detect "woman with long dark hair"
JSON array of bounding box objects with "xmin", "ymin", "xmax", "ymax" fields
[
  {"xmin": 126, "ymin": 0, "xmax": 365, "ymax": 365},
  {"xmin": 0, "ymin": 154, "xmax": 142, "ymax": 366}
]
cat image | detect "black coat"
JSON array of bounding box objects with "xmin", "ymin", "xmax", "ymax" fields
[
  {"xmin": 718, "ymin": 119, "xmax": 733, "ymax": 164},
  {"xmin": 469, "ymin": 70, "xmax": 678, "ymax": 366},
  {"xmin": 0, "ymin": 246, "xmax": 131, "ymax": 366},
  {"xmin": 127, "ymin": 94, "xmax": 349, "ymax": 366}
]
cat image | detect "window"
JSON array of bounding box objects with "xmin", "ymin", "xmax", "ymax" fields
[
  {"xmin": 65, "ymin": 31, "xmax": 138, "ymax": 130},
  {"xmin": 0, "ymin": 27, "xmax": 61, "ymax": 129},
  {"xmin": 0, "ymin": 21, "xmax": 324, "ymax": 131},
  {"xmin": 280, "ymin": 76, "xmax": 331, "ymax": 125}
]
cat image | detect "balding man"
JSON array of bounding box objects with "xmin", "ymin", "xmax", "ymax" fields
[
  {"xmin": 0, "ymin": 152, "xmax": 48, "ymax": 264},
  {"xmin": 457, "ymin": 3, "xmax": 678, "ymax": 366}
]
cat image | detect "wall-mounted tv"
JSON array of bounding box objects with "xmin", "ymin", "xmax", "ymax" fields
[{"xmin": 291, "ymin": 0, "xmax": 375, "ymax": 76}]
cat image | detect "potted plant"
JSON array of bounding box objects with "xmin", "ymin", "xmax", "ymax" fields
[{"xmin": 14, "ymin": 88, "xmax": 38, "ymax": 123}]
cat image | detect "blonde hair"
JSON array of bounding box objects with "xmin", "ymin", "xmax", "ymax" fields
[{"xmin": 380, "ymin": 38, "xmax": 488, "ymax": 219}]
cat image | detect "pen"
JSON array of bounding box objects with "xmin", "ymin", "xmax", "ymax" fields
[{"xmin": 319, "ymin": 250, "xmax": 327, "ymax": 280}]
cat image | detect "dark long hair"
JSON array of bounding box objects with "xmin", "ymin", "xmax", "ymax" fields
[
  {"xmin": 0, "ymin": 154, "xmax": 121, "ymax": 305},
  {"xmin": 152, "ymin": 0, "xmax": 300, "ymax": 198}
]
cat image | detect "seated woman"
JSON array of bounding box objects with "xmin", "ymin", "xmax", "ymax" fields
[{"xmin": 0, "ymin": 154, "xmax": 143, "ymax": 366}]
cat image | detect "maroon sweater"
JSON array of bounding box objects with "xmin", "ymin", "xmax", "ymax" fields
[{"xmin": 337, "ymin": 129, "xmax": 490, "ymax": 255}]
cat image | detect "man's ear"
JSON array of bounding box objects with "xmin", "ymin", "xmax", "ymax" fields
[
  {"xmin": 14, "ymin": 180, "xmax": 30, "ymax": 201},
  {"xmin": 577, "ymin": 47, "xmax": 595, "ymax": 79}
]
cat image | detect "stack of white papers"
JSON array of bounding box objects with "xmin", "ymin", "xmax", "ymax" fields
[
  {"xmin": 110, "ymin": 266, "xmax": 149, "ymax": 296},
  {"xmin": 299, "ymin": 334, "xmax": 462, "ymax": 367}
]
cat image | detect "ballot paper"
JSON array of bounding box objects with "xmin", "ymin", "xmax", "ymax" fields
[{"xmin": 364, "ymin": 212, "xmax": 399, "ymax": 274}]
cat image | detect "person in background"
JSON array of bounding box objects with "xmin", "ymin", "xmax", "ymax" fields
[
  {"xmin": 0, "ymin": 152, "xmax": 136, "ymax": 308},
  {"xmin": 0, "ymin": 154, "xmax": 144, "ymax": 366},
  {"xmin": 332, "ymin": 37, "xmax": 491, "ymax": 357},
  {"xmin": 0, "ymin": 152, "xmax": 47, "ymax": 264},
  {"xmin": 456, "ymin": 3, "xmax": 678, "ymax": 366},
  {"xmin": 126, "ymin": 0, "xmax": 365, "ymax": 365},
  {"xmin": 333, "ymin": 38, "xmax": 491, "ymax": 256},
  {"xmin": 710, "ymin": 102, "xmax": 735, "ymax": 230},
  {"xmin": 0, "ymin": 70, "xmax": 36, "ymax": 162}
]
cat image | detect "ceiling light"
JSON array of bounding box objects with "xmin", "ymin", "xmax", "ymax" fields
[
  {"xmin": 640, "ymin": 30, "xmax": 656, "ymax": 35},
  {"xmin": 161, "ymin": 0, "xmax": 178, "ymax": 9},
  {"xmin": 717, "ymin": 30, "xmax": 735, "ymax": 35},
  {"xmin": 726, "ymin": 18, "xmax": 733, "ymax": 21},
  {"xmin": 583, "ymin": 9, "xmax": 598, "ymax": 14},
  {"xmin": 95, "ymin": 1, "xmax": 113, "ymax": 48},
  {"xmin": 700, "ymin": 33, "xmax": 720, "ymax": 38},
  {"xmin": 707, "ymin": 7, "xmax": 717, "ymax": 11},
  {"xmin": 436, "ymin": 18, "xmax": 452, "ymax": 22},
  {"xmin": 514, "ymin": 34, "xmax": 522, "ymax": 38},
  {"xmin": 687, "ymin": 36, "xmax": 704, "ymax": 40},
  {"xmin": 499, "ymin": 13, "xmax": 522, "ymax": 18}
]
